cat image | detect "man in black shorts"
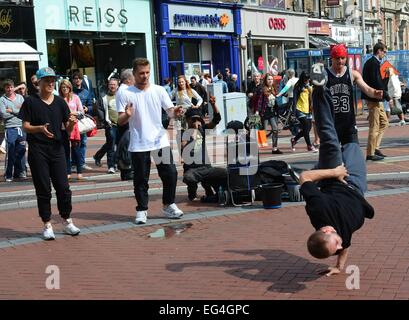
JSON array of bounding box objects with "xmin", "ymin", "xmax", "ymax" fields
[
  {"xmin": 19, "ymin": 67, "xmax": 80, "ymax": 240},
  {"xmin": 299, "ymin": 63, "xmax": 375, "ymax": 276}
]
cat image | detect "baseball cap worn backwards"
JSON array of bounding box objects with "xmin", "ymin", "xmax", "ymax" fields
[
  {"xmin": 185, "ymin": 108, "xmax": 202, "ymax": 120},
  {"xmin": 36, "ymin": 67, "xmax": 58, "ymax": 80}
]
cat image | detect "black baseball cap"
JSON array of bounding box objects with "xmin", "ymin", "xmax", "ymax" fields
[{"xmin": 185, "ymin": 108, "xmax": 204, "ymax": 124}]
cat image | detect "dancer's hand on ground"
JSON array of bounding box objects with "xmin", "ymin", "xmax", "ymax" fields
[
  {"xmin": 334, "ymin": 165, "xmax": 348, "ymax": 184},
  {"xmin": 319, "ymin": 266, "xmax": 341, "ymax": 277}
]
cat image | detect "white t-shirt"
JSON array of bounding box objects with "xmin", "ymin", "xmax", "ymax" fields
[{"xmin": 116, "ymin": 84, "xmax": 174, "ymax": 152}]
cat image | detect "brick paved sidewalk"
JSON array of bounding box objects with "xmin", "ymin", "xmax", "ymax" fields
[
  {"xmin": 0, "ymin": 117, "xmax": 409, "ymax": 300},
  {"xmin": 0, "ymin": 189, "xmax": 408, "ymax": 300}
]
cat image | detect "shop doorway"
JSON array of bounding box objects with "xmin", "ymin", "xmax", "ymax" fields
[
  {"xmin": 46, "ymin": 31, "xmax": 146, "ymax": 99},
  {"xmin": 211, "ymin": 39, "xmax": 231, "ymax": 77}
]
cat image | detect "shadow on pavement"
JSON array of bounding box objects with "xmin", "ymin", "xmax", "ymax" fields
[
  {"xmin": 73, "ymin": 211, "xmax": 132, "ymax": 222},
  {"xmin": 0, "ymin": 227, "xmax": 39, "ymax": 241},
  {"xmin": 166, "ymin": 249, "xmax": 327, "ymax": 293}
]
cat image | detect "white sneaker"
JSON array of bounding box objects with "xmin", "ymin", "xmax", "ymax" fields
[
  {"xmin": 107, "ymin": 167, "xmax": 116, "ymax": 174},
  {"xmin": 43, "ymin": 223, "xmax": 55, "ymax": 240},
  {"xmin": 63, "ymin": 218, "xmax": 80, "ymax": 236},
  {"xmin": 163, "ymin": 203, "xmax": 183, "ymax": 219},
  {"xmin": 400, "ymin": 120, "xmax": 406, "ymax": 126},
  {"xmin": 135, "ymin": 211, "xmax": 147, "ymax": 224},
  {"xmin": 82, "ymin": 164, "xmax": 93, "ymax": 171}
]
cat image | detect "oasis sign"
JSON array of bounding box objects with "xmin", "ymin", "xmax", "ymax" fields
[{"xmin": 268, "ymin": 17, "xmax": 286, "ymax": 30}]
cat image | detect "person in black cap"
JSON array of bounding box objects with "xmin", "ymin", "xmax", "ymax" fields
[
  {"xmin": 182, "ymin": 96, "xmax": 227, "ymax": 202},
  {"xmin": 19, "ymin": 67, "xmax": 81, "ymax": 240}
]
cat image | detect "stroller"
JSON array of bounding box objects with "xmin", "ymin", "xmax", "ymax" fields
[
  {"xmin": 275, "ymin": 102, "xmax": 299, "ymax": 136},
  {"xmin": 218, "ymin": 130, "xmax": 259, "ymax": 207}
]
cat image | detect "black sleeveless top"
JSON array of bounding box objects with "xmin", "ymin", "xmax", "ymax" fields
[{"xmin": 325, "ymin": 67, "xmax": 357, "ymax": 143}]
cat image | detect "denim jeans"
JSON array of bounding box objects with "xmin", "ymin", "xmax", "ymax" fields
[
  {"xmin": 5, "ymin": 127, "xmax": 26, "ymax": 179},
  {"xmin": 312, "ymin": 87, "xmax": 367, "ymax": 195},
  {"xmin": 94, "ymin": 126, "xmax": 118, "ymax": 168}
]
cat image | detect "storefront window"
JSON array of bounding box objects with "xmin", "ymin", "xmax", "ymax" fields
[
  {"xmin": 168, "ymin": 39, "xmax": 182, "ymax": 62},
  {"xmin": 183, "ymin": 41, "xmax": 200, "ymax": 63},
  {"xmin": 0, "ymin": 62, "xmax": 19, "ymax": 92},
  {"xmin": 46, "ymin": 31, "xmax": 146, "ymax": 99}
]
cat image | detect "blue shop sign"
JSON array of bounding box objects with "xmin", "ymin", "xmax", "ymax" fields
[{"xmin": 168, "ymin": 4, "xmax": 234, "ymax": 33}]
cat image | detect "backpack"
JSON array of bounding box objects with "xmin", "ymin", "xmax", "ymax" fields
[{"xmin": 117, "ymin": 130, "xmax": 132, "ymax": 170}]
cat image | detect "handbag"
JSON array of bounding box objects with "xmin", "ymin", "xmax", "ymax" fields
[
  {"xmin": 77, "ymin": 113, "xmax": 96, "ymax": 134},
  {"xmin": 70, "ymin": 122, "xmax": 81, "ymax": 142}
]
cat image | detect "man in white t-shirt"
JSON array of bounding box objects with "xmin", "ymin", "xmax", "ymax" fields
[{"xmin": 117, "ymin": 58, "xmax": 184, "ymax": 224}]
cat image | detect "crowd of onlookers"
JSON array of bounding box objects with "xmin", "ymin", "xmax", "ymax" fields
[{"xmin": 1, "ymin": 47, "xmax": 409, "ymax": 184}]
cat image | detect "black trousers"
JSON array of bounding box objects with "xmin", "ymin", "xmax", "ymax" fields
[
  {"xmin": 183, "ymin": 166, "xmax": 227, "ymax": 197},
  {"xmin": 131, "ymin": 147, "xmax": 177, "ymax": 211},
  {"xmin": 294, "ymin": 116, "xmax": 312, "ymax": 147},
  {"xmin": 28, "ymin": 142, "xmax": 72, "ymax": 223}
]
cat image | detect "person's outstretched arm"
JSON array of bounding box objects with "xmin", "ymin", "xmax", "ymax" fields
[
  {"xmin": 300, "ymin": 165, "xmax": 348, "ymax": 185},
  {"xmin": 353, "ymin": 70, "xmax": 386, "ymax": 101},
  {"xmin": 205, "ymin": 96, "xmax": 221, "ymax": 130}
]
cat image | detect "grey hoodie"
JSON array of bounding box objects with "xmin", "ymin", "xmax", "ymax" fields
[{"xmin": 0, "ymin": 94, "xmax": 24, "ymax": 128}]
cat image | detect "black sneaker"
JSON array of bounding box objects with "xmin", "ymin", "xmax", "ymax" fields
[
  {"xmin": 200, "ymin": 195, "xmax": 218, "ymax": 203},
  {"xmin": 310, "ymin": 63, "xmax": 328, "ymax": 87},
  {"xmin": 93, "ymin": 156, "xmax": 102, "ymax": 167},
  {"xmin": 272, "ymin": 149, "xmax": 283, "ymax": 154},
  {"xmin": 366, "ymin": 155, "xmax": 384, "ymax": 161},
  {"xmin": 375, "ymin": 149, "xmax": 387, "ymax": 157}
]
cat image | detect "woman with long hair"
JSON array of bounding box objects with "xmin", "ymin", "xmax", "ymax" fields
[
  {"xmin": 257, "ymin": 73, "xmax": 282, "ymax": 154},
  {"xmin": 59, "ymin": 79, "xmax": 84, "ymax": 179},
  {"xmin": 171, "ymin": 75, "xmax": 204, "ymax": 154},
  {"xmin": 291, "ymin": 71, "xmax": 317, "ymax": 152},
  {"xmin": 171, "ymin": 75, "xmax": 203, "ymax": 129}
]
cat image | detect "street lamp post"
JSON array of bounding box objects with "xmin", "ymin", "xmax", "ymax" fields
[
  {"xmin": 247, "ymin": 30, "xmax": 254, "ymax": 78},
  {"xmin": 361, "ymin": 0, "xmax": 366, "ymax": 55}
]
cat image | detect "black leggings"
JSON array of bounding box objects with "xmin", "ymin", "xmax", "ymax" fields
[{"xmin": 294, "ymin": 116, "xmax": 312, "ymax": 147}]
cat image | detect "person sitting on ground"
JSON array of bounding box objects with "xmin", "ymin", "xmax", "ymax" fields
[
  {"xmin": 182, "ymin": 96, "xmax": 226, "ymax": 203},
  {"xmin": 299, "ymin": 64, "xmax": 375, "ymax": 276}
]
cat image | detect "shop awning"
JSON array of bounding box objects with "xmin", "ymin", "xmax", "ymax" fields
[
  {"xmin": 309, "ymin": 35, "xmax": 338, "ymax": 48},
  {"xmin": 0, "ymin": 41, "xmax": 41, "ymax": 62}
]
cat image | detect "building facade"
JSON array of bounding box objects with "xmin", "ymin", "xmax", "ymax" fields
[
  {"xmin": 154, "ymin": 0, "xmax": 242, "ymax": 85},
  {"xmin": 33, "ymin": 0, "xmax": 155, "ymax": 95},
  {"xmin": 240, "ymin": 5, "xmax": 308, "ymax": 77},
  {"xmin": 0, "ymin": 1, "xmax": 39, "ymax": 86}
]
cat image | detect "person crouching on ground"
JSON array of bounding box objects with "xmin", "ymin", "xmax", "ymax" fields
[{"xmin": 182, "ymin": 96, "xmax": 227, "ymax": 202}]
